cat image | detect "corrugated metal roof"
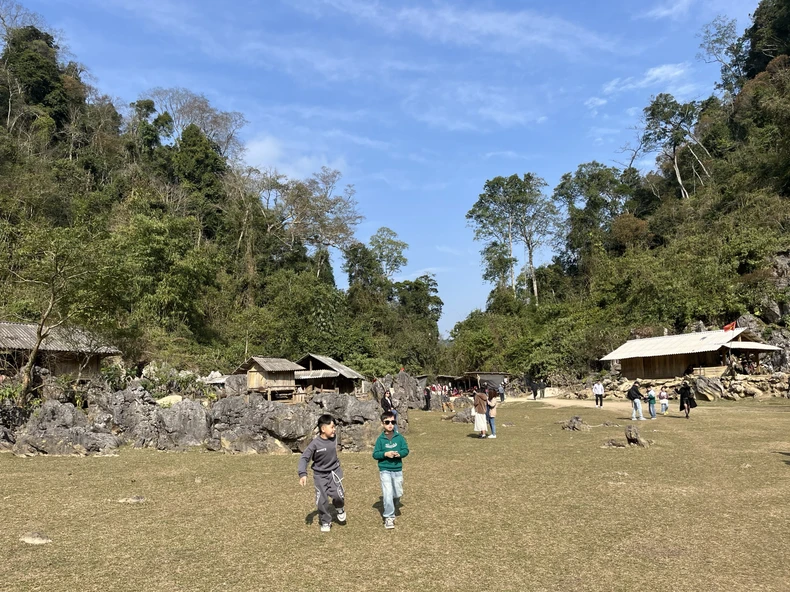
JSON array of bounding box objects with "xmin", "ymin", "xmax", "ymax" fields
[
  {"xmin": 601, "ymin": 329, "xmax": 752, "ymax": 361},
  {"xmin": 233, "ymin": 357, "xmax": 305, "ymax": 374},
  {"xmin": 295, "ymin": 369, "xmax": 340, "ymax": 380},
  {"xmin": 297, "ymin": 353, "xmax": 365, "ymax": 380},
  {"xmin": 0, "ymin": 322, "xmax": 120, "ymax": 355},
  {"xmin": 723, "ymin": 341, "xmax": 782, "ymax": 352}
]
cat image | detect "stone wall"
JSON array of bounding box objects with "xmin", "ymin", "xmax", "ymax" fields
[
  {"xmin": 6, "ymin": 386, "xmax": 385, "ymax": 457},
  {"xmin": 563, "ymin": 372, "xmax": 790, "ymax": 402}
]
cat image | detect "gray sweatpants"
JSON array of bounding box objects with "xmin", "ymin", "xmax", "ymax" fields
[{"xmin": 314, "ymin": 468, "xmax": 345, "ymax": 526}]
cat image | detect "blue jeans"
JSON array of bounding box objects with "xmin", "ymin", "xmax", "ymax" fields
[
  {"xmin": 488, "ymin": 414, "xmax": 496, "ymax": 435},
  {"xmin": 631, "ymin": 399, "xmax": 644, "ymax": 420},
  {"xmin": 380, "ymin": 470, "xmax": 404, "ymax": 519},
  {"xmin": 649, "ymin": 402, "xmax": 656, "ymax": 418},
  {"xmin": 660, "ymin": 401, "xmax": 669, "ymax": 413}
]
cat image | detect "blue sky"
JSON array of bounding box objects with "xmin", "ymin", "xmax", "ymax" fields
[{"xmin": 30, "ymin": 0, "xmax": 757, "ymax": 334}]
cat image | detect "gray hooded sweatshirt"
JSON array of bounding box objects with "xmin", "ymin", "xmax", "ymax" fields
[{"xmin": 297, "ymin": 435, "xmax": 340, "ymax": 477}]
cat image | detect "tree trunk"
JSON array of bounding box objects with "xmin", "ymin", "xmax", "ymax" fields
[
  {"xmin": 673, "ymin": 148, "xmax": 690, "ymax": 199},
  {"xmin": 508, "ymin": 218, "xmax": 515, "ymax": 295},
  {"xmin": 528, "ymin": 246, "xmax": 539, "ymax": 306}
]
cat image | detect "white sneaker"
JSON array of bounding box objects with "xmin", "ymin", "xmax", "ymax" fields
[
  {"xmin": 488, "ymin": 435, "xmax": 496, "ymax": 439},
  {"xmin": 320, "ymin": 524, "xmax": 331, "ymax": 533},
  {"xmin": 639, "ymin": 417, "xmax": 647, "ymax": 421},
  {"xmin": 336, "ymin": 509, "xmax": 347, "ymax": 523},
  {"xmin": 384, "ymin": 517, "xmax": 395, "ymax": 530}
]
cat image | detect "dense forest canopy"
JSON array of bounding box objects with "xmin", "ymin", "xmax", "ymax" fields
[
  {"xmin": 451, "ymin": 0, "xmax": 790, "ymax": 382},
  {"xmin": 0, "ymin": 2, "xmax": 443, "ymax": 400},
  {"xmin": 0, "ymin": 0, "xmax": 789, "ymax": 396}
]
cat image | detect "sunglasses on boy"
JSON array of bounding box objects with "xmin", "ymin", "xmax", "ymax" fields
[{"xmin": 383, "ymin": 420, "xmax": 396, "ymax": 425}]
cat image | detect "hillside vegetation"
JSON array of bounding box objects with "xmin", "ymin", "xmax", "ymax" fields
[
  {"xmin": 448, "ymin": 2, "xmax": 790, "ymax": 380},
  {"xmin": 0, "ymin": 3, "xmax": 442, "ymax": 396}
]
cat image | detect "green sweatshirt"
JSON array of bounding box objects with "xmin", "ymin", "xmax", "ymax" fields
[{"xmin": 372, "ymin": 431, "xmax": 409, "ymax": 472}]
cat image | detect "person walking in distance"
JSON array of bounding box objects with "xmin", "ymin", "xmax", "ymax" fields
[
  {"xmin": 498, "ymin": 381, "xmax": 505, "ymax": 403},
  {"xmin": 658, "ymin": 386, "xmax": 669, "ymax": 415},
  {"xmin": 297, "ymin": 415, "xmax": 347, "ymax": 533},
  {"xmin": 592, "ymin": 380, "xmax": 604, "ymax": 408},
  {"xmin": 627, "ymin": 380, "xmax": 646, "ymax": 421},
  {"xmin": 646, "ymin": 386, "xmax": 657, "ymax": 419},
  {"xmin": 472, "ymin": 387, "xmax": 488, "ymax": 438},
  {"xmin": 486, "ymin": 390, "xmax": 498, "ymax": 439},
  {"xmin": 678, "ymin": 381, "xmax": 697, "ymax": 419}
]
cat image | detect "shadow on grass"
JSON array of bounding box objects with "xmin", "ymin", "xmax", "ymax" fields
[
  {"xmin": 465, "ymin": 433, "xmax": 490, "ymax": 439},
  {"xmin": 304, "ymin": 508, "xmax": 348, "ymax": 526},
  {"xmin": 371, "ymin": 498, "xmax": 401, "ymax": 517},
  {"xmin": 773, "ymin": 451, "xmax": 790, "ymax": 466}
]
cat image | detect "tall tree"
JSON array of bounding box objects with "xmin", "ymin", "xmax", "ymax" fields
[
  {"xmin": 369, "ymin": 226, "xmax": 408, "ymax": 278},
  {"xmin": 467, "ymin": 173, "xmax": 556, "ymax": 303}
]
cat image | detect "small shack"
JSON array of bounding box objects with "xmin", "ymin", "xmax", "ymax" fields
[
  {"xmin": 0, "ymin": 322, "xmax": 120, "ymax": 377},
  {"xmin": 456, "ymin": 371, "xmax": 511, "ymax": 392},
  {"xmin": 601, "ymin": 329, "xmax": 781, "ymax": 380},
  {"xmin": 232, "ymin": 357, "xmax": 305, "ymax": 400},
  {"xmin": 294, "ymin": 353, "xmax": 364, "ymax": 394}
]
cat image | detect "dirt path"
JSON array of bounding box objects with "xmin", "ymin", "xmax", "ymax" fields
[{"xmin": 503, "ymin": 396, "xmax": 634, "ymax": 411}]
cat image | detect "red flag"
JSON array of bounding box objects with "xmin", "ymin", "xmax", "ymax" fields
[{"xmin": 723, "ymin": 321, "xmax": 736, "ymax": 331}]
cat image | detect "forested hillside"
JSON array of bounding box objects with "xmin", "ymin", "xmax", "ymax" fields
[
  {"xmin": 2, "ymin": 1, "xmax": 789, "ymax": 388},
  {"xmin": 449, "ymin": 0, "xmax": 790, "ymax": 381},
  {"xmin": 0, "ymin": 4, "xmax": 442, "ymax": 379}
]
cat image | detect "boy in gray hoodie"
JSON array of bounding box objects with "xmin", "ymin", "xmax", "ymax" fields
[
  {"xmin": 372, "ymin": 410, "xmax": 409, "ymax": 530},
  {"xmin": 298, "ymin": 414, "xmax": 346, "ymax": 532}
]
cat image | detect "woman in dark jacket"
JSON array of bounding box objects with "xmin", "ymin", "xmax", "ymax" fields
[{"xmin": 678, "ymin": 382, "xmax": 697, "ymax": 418}]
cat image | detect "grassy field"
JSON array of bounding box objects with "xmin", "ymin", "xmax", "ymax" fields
[{"xmin": 2, "ymin": 399, "xmax": 790, "ymax": 592}]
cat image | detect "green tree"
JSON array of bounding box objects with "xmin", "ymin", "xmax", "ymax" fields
[{"xmin": 369, "ymin": 226, "xmax": 408, "ymax": 278}]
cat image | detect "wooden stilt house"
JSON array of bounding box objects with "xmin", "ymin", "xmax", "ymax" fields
[
  {"xmin": 294, "ymin": 353, "xmax": 364, "ymax": 394},
  {"xmin": 232, "ymin": 357, "xmax": 305, "ymax": 400}
]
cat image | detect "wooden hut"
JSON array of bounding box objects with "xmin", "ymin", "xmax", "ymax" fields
[
  {"xmin": 456, "ymin": 371, "xmax": 511, "ymax": 392},
  {"xmin": 601, "ymin": 329, "xmax": 781, "ymax": 380},
  {"xmin": 0, "ymin": 322, "xmax": 119, "ymax": 378},
  {"xmin": 232, "ymin": 357, "xmax": 305, "ymax": 400},
  {"xmin": 294, "ymin": 353, "xmax": 364, "ymax": 394}
]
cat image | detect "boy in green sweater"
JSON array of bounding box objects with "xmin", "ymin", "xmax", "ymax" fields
[{"xmin": 372, "ymin": 410, "xmax": 409, "ymax": 530}]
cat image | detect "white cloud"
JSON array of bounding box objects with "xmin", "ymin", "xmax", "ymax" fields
[
  {"xmin": 604, "ymin": 63, "xmax": 691, "ymax": 95},
  {"xmin": 584, "ymin": 96, "xmax": 607, "ymax": 116},
  {"xmin": 323, "ymin": 129, "xmax": 390, "ymax": 150},
  {"xmin": 643, "ymin": 0, "xmax": 695, "ymax": 20},
  {"xmin": 402, "ymin": 81, "xmax": 544, "ymax": 131},
  {"xmin": 436, "ymin": 245, "xmax": 463, "ymax": 256},
  {"xmin": 313, "ymin": 0, "xmax": 617, "ymax": 58},
  {"xmin": 244, "ymin": 135, "xmax": 348, "ymax": 180},
  {"xmin": 482, "ymin": 150, "xmax": 534, "ymax": 160}
]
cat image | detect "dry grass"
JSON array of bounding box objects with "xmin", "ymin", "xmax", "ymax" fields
[{"xmin": 2, "ymin": 400, "xmax": 790, "ymax": 592}]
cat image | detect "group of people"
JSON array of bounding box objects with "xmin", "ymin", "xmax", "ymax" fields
[
  {"xmin": 472, "ymin": 387, "xmax": 499, "ymax": 438},
  {"xmin": 592, "ymin": 379, "xmax": 698, "ymax": 420},
  {"xmin": 424, "ymin": 383, "xmax": 457, "ymax": 412},
  {"xmin": 298, "ymin": 410, "xmax": 409, "ymax": 532}
]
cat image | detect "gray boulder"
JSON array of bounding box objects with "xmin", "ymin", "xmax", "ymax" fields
[
  {"xmin": 13, "ymin": 400, "xmax": 121, "ymax": 456},
  {"xmin": 453, "ymin": 395, "xmax": 473, "ymax": 409},
  {"xmin": 208, "ymin": 394, "xmax": 319, "ymax": 454},
  {"xmin": 310, "ymin": 392, "xmax": 379, "ymax": 425},
  {"xmin": 223, "ymin": 374, "xmax": 247, "ymax": 397},
  {"xmin": 694, "ymin": 376, "xmax": 724, "ymax": 401},
  {"xmin": 451, "ymin": 408, "xmax": 474, "ymax": 423},
  {"xmin": 157, "ymin": 399, "xmax": 210, "ymax": 449},
  {"xmin": 560, "ymin": 416, "xmax": 591, "ymax": 431},
  {"xmin": 625, "ymin": 425, "xmax": 649, "ymax": 448}
]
